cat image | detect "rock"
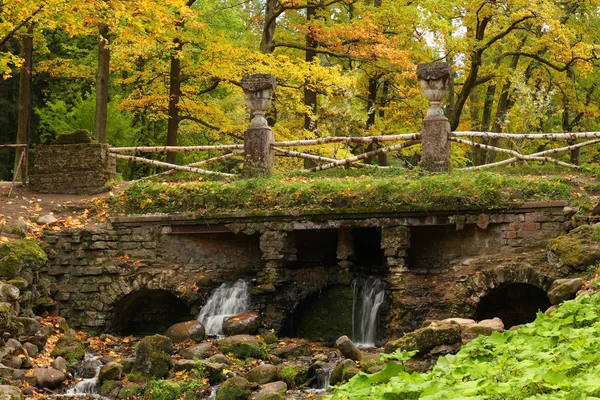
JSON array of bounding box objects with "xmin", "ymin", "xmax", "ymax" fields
[
  {"xmin": 99, "ymin": 380, "xmax": 123, "ymax": 398},
  {"xmin": 246, "ymin": 364, "xmax": 279, "ymax": 384},
  {"xmin": 258, "ymin": 329, "xmax": 278, "ymax": 345},
  {"xmin": 0, "ymin": 284, "xmax": 19, "ymax": 303},
  {"xmin": 164, "ymin": 320, "xmax": 206, "ymax": 343},
  {"xmin": 5, "ymin": 339, "xmax": 20, "ymax": 353},
  {"xmin": 33, "ymin": 368, "xmax": 66, "ymax": 390},
  {"xmin": 277, "ymin": 364, "xmax": 308, "ymax": 388},
  {"xmin": 23, "ymin": 343, "xmax": 38, "ymax": 358},
  {"xmin": 15, "ymin": 317, "xmax": 40, "ymax": 336},
  {"xmin": 0, "ymin": 385, "xmax": 23, "ymax": 400},
  {"xmin": 249, "ymin": 381, "xmax": 287, "ymax": 400},
  {"xmin": 198, "ymin": 361, "xmax": 228, "ymax": 383},
  {"xmin": 99, "ymin": 362, "xmax": 123, "ymax": 381},
  {"xmin": 335, "ymin": 335, "xmax": 362, "ymax": 361},
  {"xmin": 463, "ymin": 318, "xmax": 505, "ymax": 341},
  {"xmin": 216, "ymin": 335, "xmax": 268, "ymax": 360},
  {"xmin": 212, "ymin": 354, "xmax": 230, "ymax": 365},
  {"xmin": 330, "ymin": 359, "xmax": 358, "ymax": 386},
  {"xmin": 36, "ymin": 215, "xmax": 58, "ymax": 226},
  {"xmin": 545, "ymin": 305, "xmax": 558, "ymax": 316},
  {"xmin": 117, "ymin": 382, "xmax": 142, "ymax": 399},
  {"xmin": 0, "ymin": 239, "xmax": 47, "ymax": 280},
  {"xmin": 50, "ymin": 334, "xmax": 85, "ymax": 365},
  {"xmin": 180, "ymin": 342, "xmax": 213, "ymax": 360},
  {"xmin": 2, "ymin": 357, "xmax": 22, "ymax": 369},
  {"xmin": 56, "ymin": 318, "xmax": 69, "ymax": 334},
  {"xmin": 0, "ymin": 220, "xmax": 28, "ymax": 238},
  {"xmin": 548, "ymin": 224, "xmax": 600, "ymax": 271},
  {"xmin": 223, "ymin": 312, "xmax": 261, "ymax": 336},
  {"xmin": 270, "ymin": 343, "xmax": 310, "ymax": 359},
  {"xmin": 216, "ymin": 376, "xmax": 252, "ymax": 400},
  {"xmin": 132, "ymin": 334, "xmax": 173, "ymax": 379},
  {"xmin": 384, "ymin": 323, "xmax": 462, "ymax": 354},
  {"xmin": 51, "ymin": 357, "xmax": 67, "ymax": 373},
  {"xmin": 548, "ymin": 278, "xmax": 584, "ymax": 305},
  {"xmin": 439, "ymin": 318, "xmax": 477, "ymax": 327}
]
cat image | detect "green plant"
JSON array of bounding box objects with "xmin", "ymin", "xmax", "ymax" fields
[{"xmin": 327, "ymin": 292, "xmax": 600, "ymax": 399}]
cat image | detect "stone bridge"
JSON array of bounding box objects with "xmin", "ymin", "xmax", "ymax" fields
[{"xmin": 40, "ymin": 201, "xmax": 574, "ymax": 341}]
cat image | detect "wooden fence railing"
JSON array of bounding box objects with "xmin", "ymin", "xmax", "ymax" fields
[{"xmin": 105, "ymin": 130, "xmax": 600, "ymax": 178}]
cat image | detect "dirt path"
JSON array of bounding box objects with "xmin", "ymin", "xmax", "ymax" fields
[{"xmin": 0, "ymin": 181, "xmax": 129, "ymax": 224}]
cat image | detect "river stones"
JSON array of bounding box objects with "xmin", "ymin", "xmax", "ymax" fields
[
  {"xmin": 548, "ymin": 278, "xmax": 584, "ymax": 305},
  {"xmin": 132, "ymin": 334, "xmax": 173, "ymax": 379},
  {"xmin": 33, "ymin": 368, "xmax": 66, "ymax": 390},
  {"xmin": 223, "ymin": 312, "xmax": 261, "ymax": 336},
  {"xmin": 335, "ymin": 335, "xmax": 362, "ymax": 361},
  {"xmin": 99, "ymin": 362, "xmax": 123, "ymax": 381},
  {"xmin": 164, "ymin": 320, "xmax": 206, "ymax": 343},
  {"xmin": 216, "ymin": 377, "xmax": 252, "ymax": 400},
  {"xmin": 249, "ymin": 381, "xmax": 287, "ymax": 400},
  {"xmin": 180, "ymin": 342, "xmax": 213, "ymax": 360},
  {"xmin": 217, "ymin": 335, "xmax": 268, "ymax": 360},
  {"xmin": 50, "ymin": 334, "xmax": 85, "ymax": 366},
  {"xmin": 384, "ymin": 323, "xmax": 462, "ymax": 354},
  {"xmin": 0, "ymin": 385, "xmax": 23, "ymax": 400},
  {"xmin": 246, "ymin": 364, "xmax": 279, "ymax": 384}
]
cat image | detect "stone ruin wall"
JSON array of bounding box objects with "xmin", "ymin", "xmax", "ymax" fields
[{"xmin": 39, "ymin": 201, "xmax": 571, "ymax": 338}]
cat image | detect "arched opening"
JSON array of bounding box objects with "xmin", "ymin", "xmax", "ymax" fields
[
  {"xmin": 111, "ymin": 289, "xmax": 193, "ymax": 336},
  {"xmin": 474, "ymin": 283, "xmax": 551, "ymax": 328}
]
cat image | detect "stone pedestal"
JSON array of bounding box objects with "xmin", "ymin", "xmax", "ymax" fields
[
  {"xmin": 244, "ymin": 128, "xmax": 274, "ymax": 177},
  {"xmin": 29, "ymin": 143, "xmax": 116, "ymax": 194},
  {"xmin": 421, "ymin": 117, "xmax": 452, "ymax": 172}
]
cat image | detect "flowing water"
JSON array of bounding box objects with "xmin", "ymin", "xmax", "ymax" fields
[
  {"xmin": 197, "ymin": 279, "xmax": 251, "ymax": 336},
  {"xmin": 352, "ymin": 277, "xmax": 385, "ymax": 347},
  {"xmin": 63, "ymin": 353, "xmax": 106, "ymax": 398},
  {"xmin": 305, "ymin": 365, "xmax": 333, "ymax": 394}
]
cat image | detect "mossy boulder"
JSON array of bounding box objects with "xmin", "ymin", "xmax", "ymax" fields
[
  {"xmin": 216, "ymin": 335, "xmax": 268, "ymax": 360},
  {"xmin": 384, "ymin": 324, "xmax": 462, "ymax": 354},
  {"xmin": 164, "ymin": 320, "xmax": 205, "ymax": 343},
  {"xmin": 50, "ymin": 334, "xmax": 85, "ymax": 366},
  {"xmin": 132, "ymin": 334, "xmax": 173, "ymax": 379},
  {"xmin": 276, "ymin": 364, "xmax": 308, "ymax": 389},
  {"xmin": 216, "ymin": 377, "xmax": 251, "ymax": 400},
  {"xmin": 223, "ymin": 312, "xmax": 261, "ymax": 336},
  {"xmin": 99, "ymin": 362, "xmax": 123, "ymax": 381},
  {"xmin": 0, "ymin": 240, "xmax": 47, "ymax": 280},
  {"xmin": 99, "ymin": 380, "xmax": 123, "ymax": 397},
  {"xmin": 549, "ymin": 224, "xmax": 600, "ymax": 271},
  {"xmin": 249, "ymin": 381, "xmax": 287, "ymax": 400},
  {"xmin": 246, "ymin": 364, "xmax": 279, "ymax": 384},
  {"xmin": 53, "ymin": 129, "xmax": 96, "ymax": 145},
  {"xmin": 117, "ymin": 383, "xmax": 142, "ymax": 399},
  {"xmin": 0, "ymin": 385, "xmax": 23, "ymax": 400},
  {"xmin": 548, "ymin": 278, "xmax": 584, "ymax": 305},
  {"xmin": 0, "ymin": 302, "xmax": 18, "ymax": 335},
  {"xmin": 330, "ymin": 359, "xmax": 359, "ymax": 386},
  {"xmin": 293, "ymin": 286, "xmax": 353, "ymax": 343}
]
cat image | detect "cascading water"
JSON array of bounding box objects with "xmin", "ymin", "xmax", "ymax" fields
[
  {"xmin": 197, "ymin": 279, "xmax": 250, "ymax": 336},
  {"xmin": 65, "ymin": 353, "xmax": 104, "ymax": 398},
  {"xmin": 352, "ymin": 277, "xmax": 385, "ymax": 347}
]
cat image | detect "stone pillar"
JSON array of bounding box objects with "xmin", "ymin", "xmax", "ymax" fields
[
  {"xmin": 417, "ymin": 62, "xmax": 453, "ymax": 172},
  {"xmin": 259, "ymin": 230, "xmax": 289, "ymax": 287},
  {"xmin": 381, "ymin": 226, "xmax": 411, "ymax": 336},
  {"xmin": 336, "ymin": 229, "xmax": 354, "ymax": 268},
  {"xmin": 241, "ymin": 74, "xmax": 277, "ymax": 177}
]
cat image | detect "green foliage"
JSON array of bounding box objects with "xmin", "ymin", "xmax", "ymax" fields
[
  {"xmin": 143, "ymin": 379, "xmax": 204, "ymax": 400},
  {"xmin": 108, "ymin": 169, "xmax": 573, "ymax": 216},
  {"xmin": 34, "ymin": 93, "xmax": 140, "ymax": 146},
  {"xmin": 327, "ymin": 292, "xmax": 600, "ymax": 399}
]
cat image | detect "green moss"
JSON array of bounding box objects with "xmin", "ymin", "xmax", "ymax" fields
[
  {"xmin": 278, "ymin": 364, "xmax": 309, "ymax": 389},
  {"xmin": 117, "ymin": 383, "xmax": 142, "ymax": 399},
  {"xmin": 99, "ymin": 380, "xmax": 123, "ymax": 397},
  {"xmin": 550, "ymin": 224, "xmax": 600, "ymax": 270},
  {"xmin": 0, "ymin": 239, "xmax": 48, "ymax": 280},
  {"xmin": 54, "ymin": 129, "xmax": 96, "ymax": 144},
  {"xmin": 215, "ymin": 377, "xmax": 251, "ymax": 400},
  {"xmin": 295, "ymin": 286, "xmax": 353, "ymax": 342},
  {"xmin": 216, "ymin": 338, "xmax": 268, "ymax": 360},
  {"xmin": 106, "ymin": 169, "xmax": 574, "ymax": 216},
  {"xmin": 132, "ymin": 335, "xmax": 173, "ymax": 379},
  {"xmin": 50, "ymin": 333, "xmax": 85, "ymax": 366}
]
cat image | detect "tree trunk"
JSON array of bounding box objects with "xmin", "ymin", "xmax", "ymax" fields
[
  {"xmin": 94, "ymin": 24, "xmax": 110, "ymax": 143},
  {"xmin": 166, "ymin": 38, "xmax": 182, "ymax": 165},
  {"xmin": 14, "ymin": 24, "xmax": 33, "ymax": 184},
  {"xmin": 260, "ymin": 0, "xmax": 278, "ymax": 54},
  {"xmin": 303, "ymin": 1, "xmax": 318, "ymax": 133}
]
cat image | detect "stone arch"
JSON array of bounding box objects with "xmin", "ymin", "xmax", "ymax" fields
[
  {"xmin": 103, "ymin": 271, "xmax": 195, "ymax": 335},
  {"xmin": 466, "ymin": 265, "xmax": 554, "ymax": 328}
]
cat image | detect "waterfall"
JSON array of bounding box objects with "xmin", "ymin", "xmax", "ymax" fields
[
  {"xmin": 315, "ymin": 366, "xmax": 333, "ymax": 390},
  {"xmin": 197, "ymin": 279, "xmax": 250, "ymax": 336},
  {"xmin": 352, "ymin": 277, "xmax": 385, "ymax": 347},
  {"xmin": 65, "ymin": 353, "xmax": 104, "ymax": 397}
]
